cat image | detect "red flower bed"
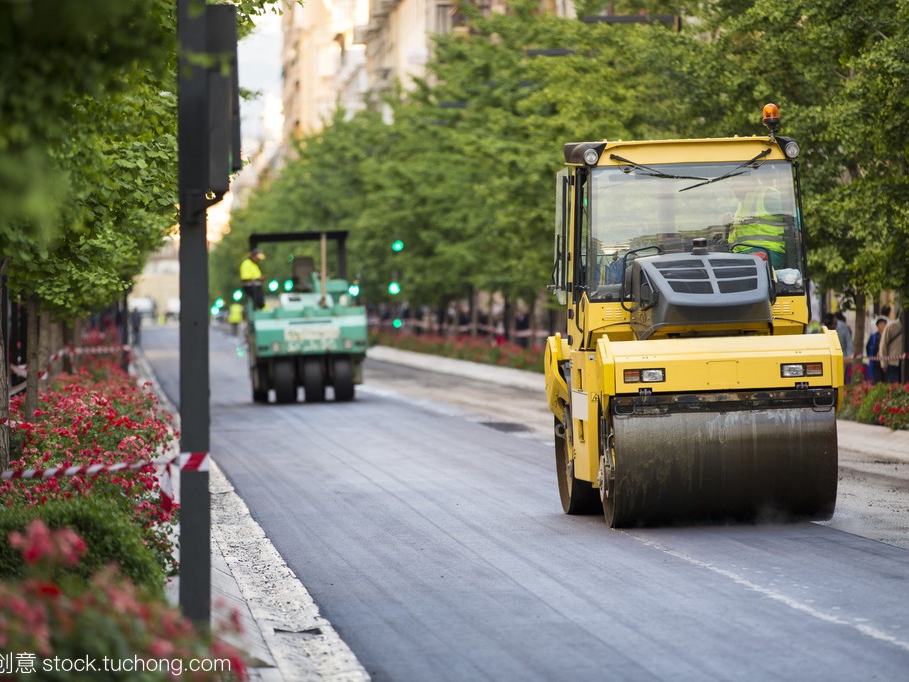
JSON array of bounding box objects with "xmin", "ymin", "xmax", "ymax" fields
[
  {"xmin": 839, "ymin": 377, "xmax": 909, "ymax": 431},
  {"xmin": 0, "ymin": 520, "xmax": 246, "ymax": 680},
  {"xmin": 3, "ymin": 354, "xmax": 178, "ymax": 574},
  {"xmin": 372, "ymin": 330, "xmax": 543, "ymax": 373}
]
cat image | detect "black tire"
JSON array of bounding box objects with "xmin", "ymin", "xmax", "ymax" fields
[
  {"xmin": 333, "ymin": 357, "xmax": 355, "ymax": 402},
  {"xmin": 599, "ymin": 408, "xmax": 629, "ymax": 528},
  {"xmin": 303, "ymin": 358, "xmax": 325, "ymax": 403},
  {"xmin": 555, "ymin": 413, "xmax": 601, "ymax": 515},
  {"xmin": 252, "ymin": 363, "xmax": 269, "ymax": 403},
  {"xmin": 274, "ymin": 358, "xmax": 297, "ymax": 404}
]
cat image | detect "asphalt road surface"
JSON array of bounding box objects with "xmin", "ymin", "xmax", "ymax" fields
[{"xmin": 141, "ymin": 323, "xmax": 909, "ymax": 681}]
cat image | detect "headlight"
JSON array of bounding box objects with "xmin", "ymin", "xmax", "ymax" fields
[
  {"xmin": 781, "ymin": 363, "xmax": 824, "ymax": 378},
  {"xmin": 583, "ymin": 148, "xmax": 600, "ymax": 165},
  {"xmin": 780, "ymin": 363, "xmax": 805, "ymax": 377},
  {"xmin": 624, "ymin": 368, "xmax": 665, "ymax": 383},
  {"xmin": 784, "ymin": 141, "xmax": 800, "ymax": 159}
]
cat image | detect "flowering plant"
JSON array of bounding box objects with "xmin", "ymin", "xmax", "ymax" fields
[
  {"xmin": 371, "ymin": 330, "xmax": 543, "ymax": 372},
  {"xmin": 0, "ymin": 521, "xmax": 247, "ymax": 681},
  {"xmin": 836, "ymin": 378, "xmax": 909, "ymax": 431},
  {"xmin": 2, "ymin": 356, "xmax": 179, "ymax": 575},
  {"xmin": 869, "ymin": 382, "xmax": 909, "ymax": 431}
]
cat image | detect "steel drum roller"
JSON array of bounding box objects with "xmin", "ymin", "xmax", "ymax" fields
[{"xmin": 609, "ymin": 404, "xmax": 838, "ymax": 527}]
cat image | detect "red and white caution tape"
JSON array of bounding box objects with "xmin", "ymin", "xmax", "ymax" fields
[
  {"xmin": 178, "ymin": 451, "xmax": 210, "ymax": 472},
  {"xmin": 7, "ymin": 344, "xmax": 132, "ymax": 397},
  {"xmin": 0, "ymin": 458, "xmax": 166, "ymax": 481},
  {"xmin": 0, "ymin": 450, "xmax": 210, "ymax": 514}
]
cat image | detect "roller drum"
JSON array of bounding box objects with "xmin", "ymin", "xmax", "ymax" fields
[{"xmin": 610, "ymin": 400, "xmax": 838, "ymax": 527}]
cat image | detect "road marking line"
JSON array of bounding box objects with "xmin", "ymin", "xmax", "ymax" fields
[{"xmin": 631, "ymin": 534, "xmax": 909, "ymax": 653}]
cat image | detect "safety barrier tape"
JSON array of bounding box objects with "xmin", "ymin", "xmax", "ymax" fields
[
  {"xmin": 7, "ymin": 344, "xmax": 132, "ymax": 397},
  {"xmin": 0, "ymin": 450, "xmax": 208, "ymax": 514},
  {"xmin": 0, "ymin": 458, "xmax": 167, "ymax": 481},
  {"xmin": 370, "ymin": 318, "xmax": 548, "ymax": 339},
  {"xmin": 846, "ymin": 353, "xmax": 909, "ymax": 363}
]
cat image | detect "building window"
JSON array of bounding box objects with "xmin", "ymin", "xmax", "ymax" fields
[{"xmin": 435, "ymin": 3, "xmax": 454, "ymax": 34}]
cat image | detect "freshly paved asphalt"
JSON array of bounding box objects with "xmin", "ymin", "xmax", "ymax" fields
[{"xmin": 139, "ymin": 323, "xmax": 909, "ymax": 682}]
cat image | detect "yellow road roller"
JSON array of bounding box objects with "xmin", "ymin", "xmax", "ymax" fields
[{"xmin": 544, "ymin": 105, "xmax": 842, "ymax": 527}]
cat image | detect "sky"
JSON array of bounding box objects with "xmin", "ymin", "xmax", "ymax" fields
[{"xmin": 237, "ymin": 11, "xmax": 284, "ymax": 154}]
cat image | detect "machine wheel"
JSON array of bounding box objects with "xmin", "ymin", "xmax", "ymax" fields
[
  {"xmin": 303, "ymin": 358, "xmax": 325, "ymax": 403},
  {"xmin": 252, "ymin": 363, "xmax": 269, "ymax": 403},
  {"xmin": 555, "ymin": 412, "xmax": 600, "ymax": 515},
  {"xmin": 598, "ymin": 408, "xmax": 627, "ymax": 528},
  {"xmin": 274, "ymin": 358, "xmax": 297, "ymax": 404},
  {"xmin": 332, "ymin": 357, "xmax": 355, "ymax": 402}
]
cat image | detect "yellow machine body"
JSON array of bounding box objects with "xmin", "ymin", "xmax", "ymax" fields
[{"xmin": 545, "ymin": 133, "xmax": 842, "ymax": 526}]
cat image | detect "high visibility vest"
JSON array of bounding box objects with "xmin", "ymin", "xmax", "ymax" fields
[
  {"xmin": 228, "ymin": 303, "xmax": 244, "ymax": 323},
  {"xmin": 729, "ymin": 187, "xmax": 786, "ymax": 254},
  {"xmin": 239, "ymin": 258, "xmax": 262, "ymax": 282}
]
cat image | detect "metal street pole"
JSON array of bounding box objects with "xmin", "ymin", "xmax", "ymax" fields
[{"xmin": 176, "ymin": 0, "xmax": 211, "ymax": 626}]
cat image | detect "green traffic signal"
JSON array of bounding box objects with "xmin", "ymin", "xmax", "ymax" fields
[
  {"xmin": 392, "ymin": 239, "xmax": 404, "ymax": 252},
  {"xmin": 232, "ymin": 289, "xmax": 244, "ymax": 302},
  {"xmin": 388, "ymin": 281, "xmax": 401, "ymax": 296},
  {"xmin": 348, "ymin": 283, "xmax": 361, "ymax": 297},
  {"xmin": 283, "ymin": 279, "xmax": 294, "ymax": 292},
  {"xmin": 214, "ymin": 297, "xmax": 225, "ymax": 308},
  {"xmin": 268, "ymin": 279, "xmax": 279, "ymax": 292},
  {"xmin": 392, "ymin": 318, "xmax": 403, "ymax": 329}
]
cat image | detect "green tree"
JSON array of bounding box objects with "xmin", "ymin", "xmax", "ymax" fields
[{"xmin": 0, "ymin": 0, "xmax": 282, "ymax": 463}]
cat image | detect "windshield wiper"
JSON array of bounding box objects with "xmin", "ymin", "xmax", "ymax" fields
[
  {"xmin": 609, "ymin": 154, "xmax": 708, "ymax": 182},
  {"xmin": 679, "ymin": 149, "xmax": 773, "ymax": 192}
]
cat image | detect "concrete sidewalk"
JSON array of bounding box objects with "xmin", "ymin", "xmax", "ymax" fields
[{"xmin": 367, "ymin": 345, "xmax": 909, "ymax": 463}]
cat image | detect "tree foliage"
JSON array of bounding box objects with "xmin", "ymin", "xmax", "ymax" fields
[
  {"xmin": 220, "ymin": 0, "xmax": 909, "ymax": 315},
  {"xmin": 0, "ymin": 0, "xmax": 281, "ymax": 442}
]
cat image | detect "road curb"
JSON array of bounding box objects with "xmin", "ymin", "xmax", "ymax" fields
[
  {"xmin": 367, "ymin": 345, "xmax": 542, "ymax": 392},
  {"xmin": 367, "ymin": 345, "xmax": 909, "ymax": 462},
  {"xmin": 131, "ymin": 346, "xmax": 369, "ymax": 681}
]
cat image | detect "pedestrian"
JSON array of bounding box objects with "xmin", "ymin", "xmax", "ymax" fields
[
  {"xmin": 867, "ymin": 315, "xmax": 888, "ymax": 383},
  {"xmin": 240, "ymin": 248, "xmax": 266, "ymax": 310},
  {"xmin": 879, "ymin": 308, "xmax": 904, "ymax": 383},
  {"xmin": 228, "ymin": 301, "xmax": 244, "ymax": 336},
  {"xmin": 130, "ymin": 308, "xmax": 142, "ymax": 346},
  {"xmin": 835, "ymin": 311, "xmax": 854, "ymax": 382}
]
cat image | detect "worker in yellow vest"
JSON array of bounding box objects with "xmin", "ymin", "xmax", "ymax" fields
[
  {"xmin": 727, "ymin": 174, "xmax": 787, "ymax": 269},
  {"xmin": 228, "ymin": 301, "xmax": 244, "ymax": 336},
  {"xmin": 239, "ymin": 248, "xmax": 265, "ymax": 310}
]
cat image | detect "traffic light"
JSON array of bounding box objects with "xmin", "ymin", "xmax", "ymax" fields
[
  {"xmin": 392, "ymin": 239, "xmax": 404, "ymax": 252},
  {"xmin": 393, "ymin": 318, "xmax": 403, "ymax": 329},
  {"xmin": 267, "ymin": 279, "xmax": 279, "ymax": 293},
  {"xmin": 214, "ymin": 297, "xmax": 225, "ymax": 308},
  {"xmin": 232, "ymin": 289, "xmax": 243, "ymax": 302},
  {"xmin": 348, "ymin": 282, "xmax": 361, "ymax": 297},
  {"xmin": 283, "ymin": 279, "xmax": 294, "ymax": 292},
  {"xmin": 387, "ymin": 281, "xmax": 401, "ymax": 296}
]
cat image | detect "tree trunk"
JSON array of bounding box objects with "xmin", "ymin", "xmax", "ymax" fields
[
  {"xmin": 469, "ymin": 286, "xmax": 478, "ymax": 339},
  {"xmin": 24, "ymin": 294, "xmax": 40, "ymax": 421},
  {"xmin": 0, "ymin": 258, "xmax": 9, "ymax": 470},
  {"xmin": 39, "ymin": 311, "xmax": 51, "ymax": 382},
  {"xmin": 853, "ymin": 292, "xmax": 866, "ymax": 381},
  {"xmin": 504, "ymin": 297, "xmax": 515, "ymax": 342},
  {"xmin": 63, "ymin": 321, "xmax": 76, "ymax": 374},
  {"xmin": 527, "ymin": 298, "xmax": 537, "ymax": 350}
]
